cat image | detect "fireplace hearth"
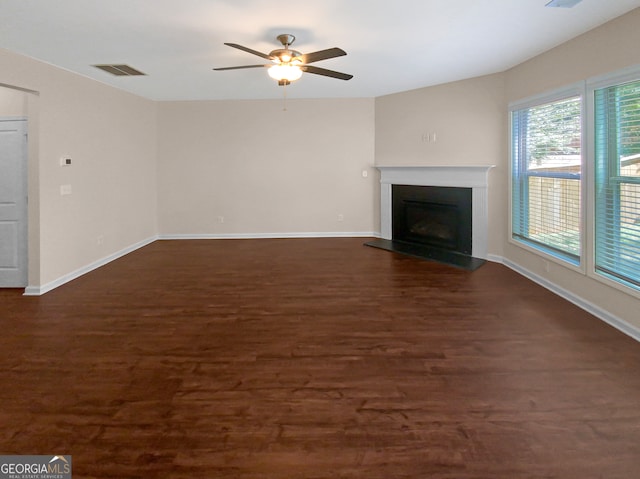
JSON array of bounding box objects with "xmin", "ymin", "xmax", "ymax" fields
[{"xmin": 365, "ymin": 165, "xmax": 494, "ymax": 270}]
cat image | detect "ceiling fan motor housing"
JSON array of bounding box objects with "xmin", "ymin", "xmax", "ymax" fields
[{"xmin": 269, "ymin": 48, "xmax": 302, "ymax": 63}]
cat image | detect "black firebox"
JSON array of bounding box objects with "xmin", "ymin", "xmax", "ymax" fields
[{"xmin": 392, "ymin": 184, "xmax": 472, "ymax": 255}]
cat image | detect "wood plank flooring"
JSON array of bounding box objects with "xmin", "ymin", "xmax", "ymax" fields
[{"xmin": 1, "ymin": 238, "xmax": 640, "ymax": 478}]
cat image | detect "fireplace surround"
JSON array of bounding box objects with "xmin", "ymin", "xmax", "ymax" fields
[{"xmin": 366, "ymin": 165, "xmax": 494, "ymax": 269}]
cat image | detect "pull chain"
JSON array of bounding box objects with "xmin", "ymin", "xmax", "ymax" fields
[{"xmin": 282, "ymin": 82, "xmax": 288, "ymax": 111}]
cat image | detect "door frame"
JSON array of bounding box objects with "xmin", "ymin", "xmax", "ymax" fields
[{"xmin": 0, "ymin": 83, "xmax": 40, "ymax": 292}]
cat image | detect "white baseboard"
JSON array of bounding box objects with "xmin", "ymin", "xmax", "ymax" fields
[
  {"xmin": 158, "ymin": 231, "xmax": 379, "ymax": 240},
  {"xmin": 492, "ymin": 255, "xmax": 640, "ymax": 343},
  {"xmin": 24, "ymin": 236, "xmax": 158, "ymax": 296},
  {"xmin": 485, "ymin": 253, "xmax": 503, "ymax": 263}
]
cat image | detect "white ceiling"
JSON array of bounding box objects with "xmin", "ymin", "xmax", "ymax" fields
[{"xmin": 1, "ymin": 0, "xmax": 639, "ymax": 101}]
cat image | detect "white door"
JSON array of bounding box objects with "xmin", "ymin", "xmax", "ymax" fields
[{"xmin": 0, "ymin": 119, "xmax": 28, "ymax": 287}]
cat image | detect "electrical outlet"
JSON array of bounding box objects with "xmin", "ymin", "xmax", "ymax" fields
[
  {"xmin": 337, "ymin": 214, "xmax": 344, "ymax": 222},
  {"xmin": 217, "ymin": 216, "xmax": 225, "ymax": 224}
]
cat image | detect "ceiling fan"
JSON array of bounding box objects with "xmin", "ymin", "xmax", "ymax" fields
[{"xmin": 214, "ymin": 34, "xmax": 353, "ymax": 86}]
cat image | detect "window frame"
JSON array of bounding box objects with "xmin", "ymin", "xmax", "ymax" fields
[{"xmin": 508, "ymin": 83, "xmax": 586, "ymax": 273}]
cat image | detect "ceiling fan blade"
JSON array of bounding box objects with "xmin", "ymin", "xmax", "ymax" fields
[
  {"xmin": 224, "ymin": 43, "xmax": 273, "ymax": 60},
  {"xmin": 213, "ymin": 64, "xmax": 269, "ymax": 71},
  {"xmin": 301, "ymin": 65, "xmax": 353, "ymax": 81},
  {"xmin": 300, "ymin": 47, "xmax": 347, "ymax": 64}
]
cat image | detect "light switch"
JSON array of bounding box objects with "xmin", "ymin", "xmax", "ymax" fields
[{"xmin": 60, "ymin": 184, "xmax": 72, "ymax": 196}]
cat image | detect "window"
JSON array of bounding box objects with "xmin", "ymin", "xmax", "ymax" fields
[
  {"xmin": 510, "ymin": 68, "xmax": 640, "ymax": 295},
  {"xmin": 511, "ymin": 94, "xmax": 582, "ymax": 264},
  {"xmin": 594, "ymin": 78, "xmax": 640, "ymax": 290}
]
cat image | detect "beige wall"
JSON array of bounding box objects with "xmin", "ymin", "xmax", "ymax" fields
[
  {"xmin": 504, "ymin": 8, "xmax": 640, "ymax": 330},
  {"xmin": 157, "ymin": 99, "xmax": 376, "ymax": 236},
  {"xmin": 374, "ymin": 73, "xmax": 507, "ymax": 256},
  {"xmin": 0, "ymin": 48, "xmax": 158, "ymax": 286},
  {"xmin": 0, "ymin": 86, "xmax": 27, "ymax": 117},
  {"xmin": 505, "ymin": 8, "xmax": 640, "ymax": 101}
]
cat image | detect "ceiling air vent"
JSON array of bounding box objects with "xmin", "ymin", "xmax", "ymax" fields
[
  {"xmin": 545, "ymin": 0, "xmax": 582, "ymax": 8},
  {"xmin": 93, "ymin": 64, "xmax": 146, "ymax": 76}
]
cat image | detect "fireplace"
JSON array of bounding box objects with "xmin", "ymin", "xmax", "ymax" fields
[{"xmin": 365, "ymin": 165, "xmax": 494, "ymax": 270}]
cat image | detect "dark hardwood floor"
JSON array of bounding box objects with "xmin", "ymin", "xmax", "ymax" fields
[{"xmin": 1, "ymin": 238, "xmax": 640, "ymax": 478}]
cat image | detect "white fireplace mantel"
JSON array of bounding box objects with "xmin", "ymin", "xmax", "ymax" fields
[{"xmin": 376, "ymin": 165, "xmax": 495, "ymax": 259}]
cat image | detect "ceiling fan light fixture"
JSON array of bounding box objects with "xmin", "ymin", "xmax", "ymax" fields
[{"xmin": 268, "ymin": 64, "xmax": 303, "ymax": 83}]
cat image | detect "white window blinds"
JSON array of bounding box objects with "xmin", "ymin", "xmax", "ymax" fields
[
  {"xmin": 511, "ymin": 96, "xmax": 582, "ymax": 263},
  {"xmin": 594, "ymin": 79, "xmax": 640, "ymax": 289}
]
